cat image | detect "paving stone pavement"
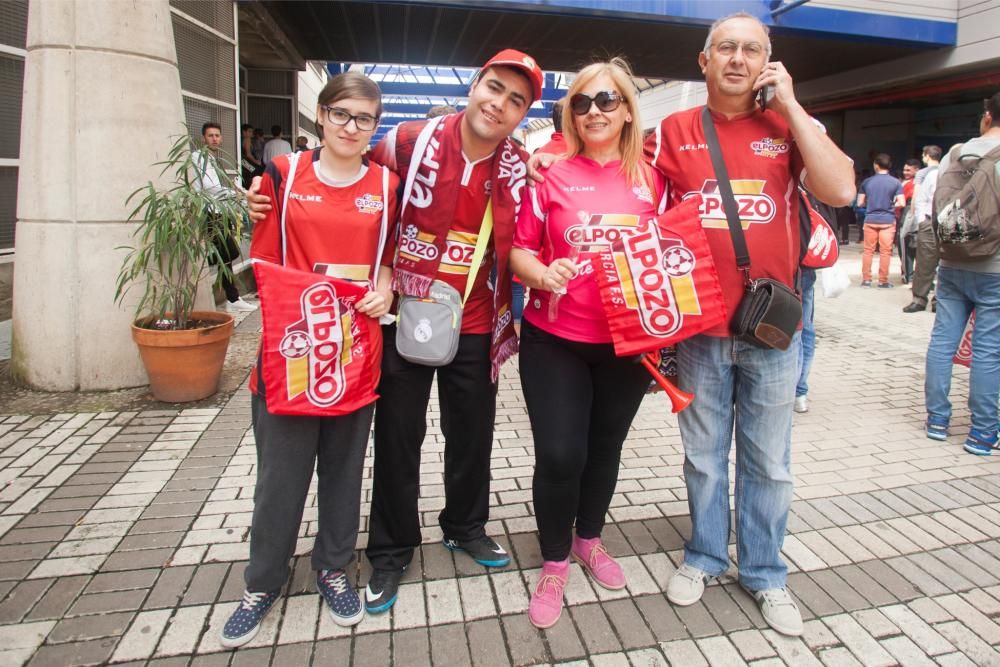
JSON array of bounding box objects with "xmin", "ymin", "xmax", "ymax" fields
[{"xmin": 2, "ymin": 249, "xmax": 1000, "ymax": 666}]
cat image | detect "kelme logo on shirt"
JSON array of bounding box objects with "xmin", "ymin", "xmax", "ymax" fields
[
  {"xmin": 750, "ymin": 137, "xmax": 790, "ymax": 159},
  {"xmin": 564, "ymin": 211, "xmax": 641, "ymax": 251},
  {"xmin": 289, "ymin": 192, "xmax": 323, "ymax": 203},
  {"xmin": 278, "ymin": 282, "xmax": 350, "ymax": 408},
  {"xmin": 355, "ymin": 193, "xmax": 384, "ymax": 214},
  {"xmin": 683, "ymin": 180, "xmax": 776, "ymax": 230}
]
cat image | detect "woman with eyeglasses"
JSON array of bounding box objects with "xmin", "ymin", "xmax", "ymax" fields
[
  {"xmin": 219, "ymin": 72, "xmax": 399, "ymax": 648},
  {"xmin": 511, "ymin": 58, "xmax": 665, "ymax": 628}
]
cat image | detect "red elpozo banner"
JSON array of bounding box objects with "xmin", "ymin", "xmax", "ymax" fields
[
  {"xmin": 954, "ymin": 311, "xmax": 974, "ymax": 368},
  {"xmin": 253, "ymin": 261, "xmax": 382, "ymax": 416},
  {"xmin": 594, "ymin": 195, "xmax": 727, "ymax": 356}
]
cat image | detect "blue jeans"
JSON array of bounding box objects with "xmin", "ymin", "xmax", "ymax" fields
[
  {"xmin": 797, "ymin": 269, "xmax": 817, "ymax": 398},
  {"xmin": 925, "ymin": 267, "xmax": 1000, "ymax": 435},
  {"xmin": 676, "ymin": 332, "xmax": 799, "ymax": 591}
]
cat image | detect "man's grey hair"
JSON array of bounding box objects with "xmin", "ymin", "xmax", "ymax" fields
[{"xmin": 702, "ymin": 11, "xmax": 772, "ymax": 59}]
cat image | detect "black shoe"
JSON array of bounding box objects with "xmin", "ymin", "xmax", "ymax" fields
[
  {"xmin": 443, "ymin": 535, "xmax": 511, "ymax": 567},
  {"xmin": 860, "ymin": 280, "xmax": 872, "ymax": 288},
  {"xmin": 365, "ymin": 567, "xmax": 403, "ymax": 614},
  {"xmin": 877, "ymin": 282, "xmax": 894, "ymax": 289},
  {"xmin": 902, "ymin": 302, "xmax": 925, "ymax": 313}
]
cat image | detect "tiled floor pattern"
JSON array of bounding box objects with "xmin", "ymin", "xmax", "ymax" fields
[{"xmin": 2, "ymin": 253, "xmax": 999, "ymax": 666}]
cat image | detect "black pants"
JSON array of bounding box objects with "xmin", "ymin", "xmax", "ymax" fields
[
  {"xmin": 245, "ymin": 394, "xmax": 373, "ymax": 592},
  {"xmin": 366, "ymin": 325, "xmax": 497, "ymax": 571},
  {"xmin": 519, "ymin": 320, "xmax": 650, "ymax": 562}
]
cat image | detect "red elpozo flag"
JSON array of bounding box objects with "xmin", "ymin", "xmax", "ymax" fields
[
  {"xmin": 253, "ymin": 260, "xmax": 382, "ymax": 416},
  {"xmin": 594, "ymin": 195, "xmax": 727, "ymax": 356},
  {"xmin": 954, "ymin": 311, "xmax": 975, "ymax": 368}
]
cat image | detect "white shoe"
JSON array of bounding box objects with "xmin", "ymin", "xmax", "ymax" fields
[
  {"xmin": 666, "ymin": 562, "xmax": 711, "ymax": 606},
  {"xmin": 750, "ymin": 587, "xmax": 803, "ymax": 636},
  {"xmin": 225, "ymin": 297, "xmax": 258, "ymax": 312},
  {"xmin": 793, "ymin": 396, "xmax": 809, "ymax": 413}
]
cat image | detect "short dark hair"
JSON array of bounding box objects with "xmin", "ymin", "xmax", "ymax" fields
[
  {"xmin": 240, "ymin": 123, "xmax": 252, "ymax": 133},
  {"xmin": 922, "ymin": 145, "xmax": 942, "ymax": 161},
  {"xmin": 874, "ymin": 153, "xmax": 892, "ymax": 170},
  {"xmin": 201, "ymin": 121, "xmax": 221, "ymax": 136},
  {"xmin": 270, "ymin": 125, "xmax": 282, "ymax": 136},
  {"xmin": 985, "ymin": 92, "xmax": 1000, "ymax": 128},
  {"xmin": 551, "ymin": 99, "xmax": 563, "ymax": 132},
  {"xmin": 904, "ymin": 158, "xmax": 922, "ymax": 170}
]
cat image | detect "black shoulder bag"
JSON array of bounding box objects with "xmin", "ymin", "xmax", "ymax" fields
[{"xmin": 701, "ymin": 107, "xmax": 801, "ymax": 351}]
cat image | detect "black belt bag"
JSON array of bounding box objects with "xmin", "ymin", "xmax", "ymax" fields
[
  {"xmin": 733, "ymin": 278, "xmax": 801, "ymax": 351},
  {"xmin": 701, "ymin": 107, "xmax": 801, "ymax": 351}
]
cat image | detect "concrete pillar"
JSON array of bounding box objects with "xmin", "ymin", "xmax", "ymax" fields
[{"xmin": 12, "ymin": 0, "xmax": 186, "ymax": 390}]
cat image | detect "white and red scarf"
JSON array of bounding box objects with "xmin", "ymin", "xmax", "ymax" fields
[{"xmin": 392, "ymin": 112, "xmax": 528, "ymax": 380}]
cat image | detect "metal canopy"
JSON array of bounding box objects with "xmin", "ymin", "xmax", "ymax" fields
[{"xmin": 256, "ymin": 0, "xmax": 949, "ymax": 83}]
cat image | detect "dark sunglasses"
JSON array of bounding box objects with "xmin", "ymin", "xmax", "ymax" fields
[{"xmin": 570, "ymin": 91, "xmax": 624, "ymax": 115}]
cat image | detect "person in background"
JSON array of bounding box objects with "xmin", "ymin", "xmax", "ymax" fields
[
  {"xmin": 512, "ymin": 58, "xmax": 664, "ymax": 629},
  {"xmin": 262, "ymin": 125, "xmax": 292, "ymax": 164},
  {"xmin": 295, "ymin": 135, "xmax": 309, "ymax": 152},
  {"xmin": 535, "ymin": 98, "xmax": 567, "ymax": 155},
  {"xmin": 241, "ymin": 124, "xmax": 264, "ymax": 188},
  {"xmin": 426, "ymin": 104, "xmax": 457, "ymax": 118},
  {"xmin": 897, "ymin": 158, "xmax": 922, "ymax": 283},
  {"xmin": 857, "ymin": 154, "xmax": 905, "ymax": 288},
  {"xmin": 924, "ymin": 93, "xmax": 1000, "ymax": 455},
  {"xmin": 904, "ymin": 144, "xmax": 943, "ymax": 312},
  {"xmin": 193, "ymin": 122, "xmax": 256, "ymax": 313}
]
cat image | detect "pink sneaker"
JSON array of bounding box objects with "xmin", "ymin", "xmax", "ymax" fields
[
  {"xmin": 528, "ymin": 559, "xmax": 569, "ymax": 629},
  {"xmin": 571, "ymin": 535, "xmax": 626, "ymax": 590}
]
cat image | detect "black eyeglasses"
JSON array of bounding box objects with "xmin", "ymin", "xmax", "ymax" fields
[
  {"xmin": 569, "ymin": 91, "xmax": 624, "ymax": 115},
  {"xmin": 322, "ymin": 105, "xmax": 379, "ymax": 132}
]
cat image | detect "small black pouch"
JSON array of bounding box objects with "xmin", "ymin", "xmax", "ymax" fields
[{"xmin": 732, "ymin": 278, "xmax": 802, "ymax": 350}]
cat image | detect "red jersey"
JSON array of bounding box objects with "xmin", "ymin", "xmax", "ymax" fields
[
  {"xmin": 646, "ymin": 106, "xmax": 805, "ymax": 337},
  {"xmin": 515, "ymin": 155, "xmax": 665, "ymax": 343},
  {"xmin": 535, "ymin": 131, "xmax": 568, "ymax": 156},
  {"xmin": 371, "ymin": 126, "xmax": 495, "ymax": 334},
  {"xmin": 249, "ymin": 149, "xmax": 400, "ymax": 393}
]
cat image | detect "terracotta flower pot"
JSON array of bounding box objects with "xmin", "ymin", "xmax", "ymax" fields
[{"xmin": 131, "ymin": 310, "xmax": 235, "ymax": 402}]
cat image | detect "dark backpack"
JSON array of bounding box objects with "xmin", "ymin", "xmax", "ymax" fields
[{"xmin": 933, "ymin": 143, "xmax": 1000, "ymax": 261}]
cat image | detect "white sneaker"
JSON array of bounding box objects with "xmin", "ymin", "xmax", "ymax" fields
[
  {"xmin": 225, "ymin": 297, "xmax": 258, "ymax": 312},
  {"xmin": 666, "ymin": 562, "xmax": 711, "ymax": 606},
  {"xmin": 751, "ymin": 587, "xmax": 803, "ymax": 636},
  {"xmin": 793, "ymin": 396, "xmax": 809, "ymax": 413}
]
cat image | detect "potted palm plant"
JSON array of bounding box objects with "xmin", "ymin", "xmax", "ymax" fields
[{"xmin": 115, "ymin": 131, "xmax": 248, "ymax": 402}]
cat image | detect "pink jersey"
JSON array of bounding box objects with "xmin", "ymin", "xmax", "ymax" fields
[{"xmin": 515, "ymin": 155, "xmax": 666, "ymax": 343}]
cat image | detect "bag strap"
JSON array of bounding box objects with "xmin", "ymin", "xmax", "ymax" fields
[
  {"xmin": 462, "ymin": 198, "xmax": 493, "ymax": 306},
  {"xmin": 701, "ymin": 106, "xmax": 752, "ymax": 281},
  {"xmin": 279, "ymin": 150, "xmax": 302, "ymax": 265}
]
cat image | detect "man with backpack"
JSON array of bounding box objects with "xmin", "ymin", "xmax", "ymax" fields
[{"xmin": 924, "ymin": 92, "xmax": 1000, "ymax": 455}]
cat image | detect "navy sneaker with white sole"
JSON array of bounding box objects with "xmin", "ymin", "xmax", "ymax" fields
[
  {"xmin": 443, "ymin": 535, "xmax": 511, "ymax": 567},
  {"xmin": 220, "ymin": 589, "xmax": 281, "ymax": 648},
  {"xmin": 317, "ymin": 569, "xmax": 364, "ymax": 626},
  {"xmin": 365, "ymin": 567, "xmax": 403, "ymax": 614}
]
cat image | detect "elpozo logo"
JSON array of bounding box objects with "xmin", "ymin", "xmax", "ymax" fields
[
  {"xmin": 564, "ymin": 212, "xmax": 642, "ymax": 252},
  {"xmin": 603, "ymin": 218, "xmax": 702, "ymax": 338},
  {"xmin": 355, "ymin": 193, "xmax": 384, "ymax": 214},
  {"xmin": 750, "ymin": 137, "xmax": 790, "ymax": 159},
  {"xmin": 278, "ymin": 282, "xmax": 353, "ymax": 407},
  {"xmin": 683, "ymin": 179, "xmax": 775, "ymax": 230},
  {"xmin": 398, "ymin": 224, "xmax": 439, "ymax": 262}
]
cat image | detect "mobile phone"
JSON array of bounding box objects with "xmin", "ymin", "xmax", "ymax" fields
[{"xmin": 758, "ymin": 85, "xmax": 771, "ymax": 111}]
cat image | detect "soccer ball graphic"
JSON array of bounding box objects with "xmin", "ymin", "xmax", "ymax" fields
[
  {"xmin": 279, "ymin": 331, "xmax": 312, "ymax": 359},
  {"xmin": 663, "ymin": 246, "xmax": 695, "ymax": 277}
]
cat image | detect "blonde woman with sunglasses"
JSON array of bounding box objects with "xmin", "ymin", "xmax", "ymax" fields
[{"xmin": 511, "ymin": 58, "xmax": 665, "ymax": 628}]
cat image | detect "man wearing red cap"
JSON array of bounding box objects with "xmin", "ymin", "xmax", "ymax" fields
[{"xmin": 362, "ymin": 50, "xmax": 542, "ymax": 612}]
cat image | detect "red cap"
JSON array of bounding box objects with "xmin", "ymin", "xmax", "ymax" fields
[{"xmin": 480, "ymin": 49, "xmax": 543, "ymax": 102}]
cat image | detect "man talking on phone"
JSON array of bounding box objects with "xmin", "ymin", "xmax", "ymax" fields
[{"xmin": 645, "ymin": 12, "xmax": 854, "ymax": 636}]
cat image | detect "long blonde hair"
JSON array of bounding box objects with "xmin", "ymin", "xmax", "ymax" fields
[{"xmin": 562, "ymin": 57, "xmax": 646, "ymax": 188}]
